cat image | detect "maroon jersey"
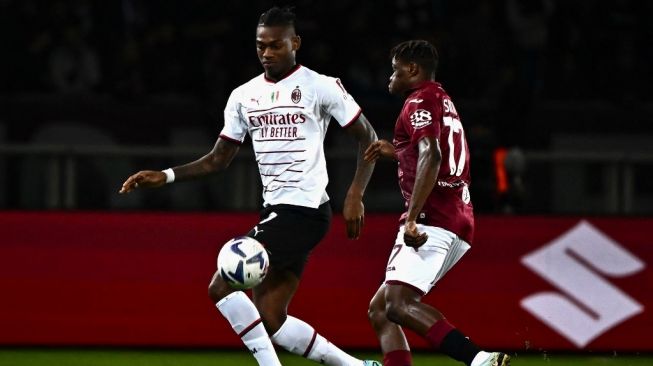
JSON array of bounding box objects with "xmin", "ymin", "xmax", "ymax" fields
[{"xmin": 393, "ymin": 81, "xmax": 474, "ymax": 244}]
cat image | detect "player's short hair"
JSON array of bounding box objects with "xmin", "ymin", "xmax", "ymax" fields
[
  {"xmin": 391, "ymin": 40, "xmax": 439, "ymax": 77},
  {"xmin": 258, "ymin": 6, "xmax": 296, "ymax": 29}
]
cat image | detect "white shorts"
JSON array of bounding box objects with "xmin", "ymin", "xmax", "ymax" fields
[{"xmin": 384, "ymin": 225, "xmax": 471, "ymax": 295}]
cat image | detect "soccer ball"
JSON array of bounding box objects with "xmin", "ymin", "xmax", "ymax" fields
[{"xmin": 217, "ymin": 236, "xmax": 269, "ymax": 290}]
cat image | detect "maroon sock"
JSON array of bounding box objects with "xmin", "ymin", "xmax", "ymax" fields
[
  {"xmin": 425, "ymin": 320, "xmax": 480, "ymax": 366},
  {"xmin": 383, "ymin": 349, "xmax": 412, "ymax": 366},
  {"xmin": 425, "ymin": 319, "xmax": 455, "ymax": 348}
]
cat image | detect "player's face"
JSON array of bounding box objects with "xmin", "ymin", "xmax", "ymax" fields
[
  {"xmin": 256, "ymin": 25, "xmax": 300, "ymax": 81},
  {"xmin": 388, "ymin": 57, "xmax": 413, "ymax": 96}
]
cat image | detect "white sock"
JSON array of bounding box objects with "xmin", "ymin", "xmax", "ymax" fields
[
  {"xmin": 470, "ymin": 351, "xmax": 491, "ymax": 366},
  {"xmin": 271, "ymin": 315, "xmax": 361, "ymax": 366},
  {"xmin": 216, "ymin": 291, "xmax": 281, "ymax": 366}
]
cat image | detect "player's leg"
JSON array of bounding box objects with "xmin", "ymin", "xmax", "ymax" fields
[
  {"xmin": 253, "ymin": 203, "xmax": 377, "ymax": 366},
  {"xmin": 251, "ymin": 264, "xmax": 298, "ymax": 333},
  {"xmin": 368, "ymin": 285, "xmax": 412, "ymax": 366},
  {"xmin": 206, "ymin": 204, "xmax": 289, "ymax": 364},
  {"xmin": 208, "ymin": 271, "xmax": 282, "ymax": 366},
  {"xmin": 254, "ymin": 265, "xmax": 370, "ymax": 366},
  {"xmin": 383, "ymin": 226, "xmax": 510, "ymax": 366},
  {"xmin": 385, "ymin": 283, "xmax": 484, "ymax": 365}
]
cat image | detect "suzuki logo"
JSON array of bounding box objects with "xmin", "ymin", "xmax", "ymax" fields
[{"xmin": 520, "ymin": 221, "xmax": 645, "ymax": 348}]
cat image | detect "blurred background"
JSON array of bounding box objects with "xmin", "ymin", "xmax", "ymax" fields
[
  {"xmin": 1, "ymin": 1, "xmax": 653, "ymax": 364},
  {"xmin": 1, "ymin": 0, "xmax": 651, "ymax": 214}
]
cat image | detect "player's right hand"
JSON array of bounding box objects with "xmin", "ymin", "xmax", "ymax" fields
[
  {"xmin": 343, "ymin": 194, "xmax": 365, "ymax": 240},
  {"xmin": 364, "ymin": 140, "xmax": 396, "ymax": 162},
  {"xmin": 403, "ymin": 220, "xmax": 428, "ymax": 249},
  {"xmin": 119, "ymin": 170, "xmax": 166, "ymax": 194}
]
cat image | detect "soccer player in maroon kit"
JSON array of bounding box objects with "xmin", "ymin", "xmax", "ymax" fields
[{"xmin": 364, "ymin": 40, "xmax": 510, "ymax": 366}]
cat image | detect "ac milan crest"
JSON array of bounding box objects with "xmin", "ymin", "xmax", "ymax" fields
[{"xmin": 291, "ymin": 86, "xmax": 302, "ymax": 103}]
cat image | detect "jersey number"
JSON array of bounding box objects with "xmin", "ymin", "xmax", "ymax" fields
[
  {"xmin": 388, "ymin": 244, "xmax": 403, "ymax": 266},
  {"xmin": 443, "ymin": 116, "xmax": 466, "ymax": 176}
]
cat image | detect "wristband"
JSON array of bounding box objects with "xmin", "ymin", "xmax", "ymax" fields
[{"xmin": 162, "ymin": 168, "xmax": 175, "ymax": 184}]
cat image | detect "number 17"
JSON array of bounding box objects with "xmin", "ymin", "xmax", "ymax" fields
[{"xmin": 443, "ymin": 116, "xmax": 466, "ymax": 177}]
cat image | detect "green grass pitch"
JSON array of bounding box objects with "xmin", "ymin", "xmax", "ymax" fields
[{"xmin": 0, "ymin": 349, "xmax": 652, "ymax": 366}]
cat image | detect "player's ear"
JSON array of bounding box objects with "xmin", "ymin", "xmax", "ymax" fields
[
  {"xmin": 292, "ymin": 35, "xmax": 301, "ymax": 51},
  {"xmin": 408, "ymin": 62, "xmax": 419, "ymax": 77}
]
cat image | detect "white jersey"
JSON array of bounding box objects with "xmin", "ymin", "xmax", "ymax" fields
[{"xmin": 219, "ymin": 65, "xmax": 362, "ymax": 208}]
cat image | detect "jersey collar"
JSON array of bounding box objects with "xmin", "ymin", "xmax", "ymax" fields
[
  {"xmin": 263, "ymin": 64, "xmax": 302, "ymax": 84},
  {"xmin": 407, "ymin": 80, "xmax": 439, "ymax": 95}
]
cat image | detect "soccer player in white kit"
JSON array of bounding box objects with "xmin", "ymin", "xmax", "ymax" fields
[
  {"xmin": 119, "ymin": 6, "xmax": 380, "ymax": 366},
  {"xmin": 364, "ymin": 40, "xmax": 510, "ymax": 366}
]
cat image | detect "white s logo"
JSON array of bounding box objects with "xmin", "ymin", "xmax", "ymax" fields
[{"xmin": 521, "ymin": 221, "xmax": 644, "ymax": 348}]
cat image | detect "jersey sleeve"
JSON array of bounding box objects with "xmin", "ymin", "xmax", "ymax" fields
[
  {"xmin": 219, "ymin": 88, "xmax": 247, "ymax": 144},
  {"xmin": 317, "ymin": 76, "xmax": 362, "ymax": 128},
  {"xmin": 405, "ymin": 94, "xmax": 442, "ymax": 145}
]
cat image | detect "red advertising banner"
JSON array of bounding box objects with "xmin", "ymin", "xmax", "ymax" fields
[{"xmin": 0, "ymin": 212, "xmax": 651, "ymax": 351}]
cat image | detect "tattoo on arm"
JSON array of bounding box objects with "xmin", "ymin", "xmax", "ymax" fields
[
  {"xmin": 172, "ymin": 138, "xmax": 240, "ymax": 182},
  {"xmin": 345, "ymin": 115, "xmax": 378, "ymax": 197}
]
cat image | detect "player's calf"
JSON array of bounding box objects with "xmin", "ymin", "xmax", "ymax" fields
[
  {"xmin": 209, "ymin": 272, "xmax": 281, "ymax": 365},
  {"xmin": 271, "ymin": 315, "xmax": 370, "ymax": 366}
]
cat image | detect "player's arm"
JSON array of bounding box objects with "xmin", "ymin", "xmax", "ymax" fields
[
  {"xmin": 119, "ymin": 137, "xmax": 240, "ymax": 194},
  {"xmin": 342, "ymin": 113, "xmax": 378, "ymax": 239},
  {"xmin": 404, "ymin": 136, "xmax": 441, "ymax": 248}
]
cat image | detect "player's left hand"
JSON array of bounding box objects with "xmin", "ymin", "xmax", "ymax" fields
[
  {"xmin": 364, "ymin": 140, "xmax": 396, "ymax": 162},
  {"xmin": 404, "ymin": 220, "xmax": 428, "ymax": 249},
  {"xmin": 343, "ymin": 195, "xmax": 364, "ymax": 239}
]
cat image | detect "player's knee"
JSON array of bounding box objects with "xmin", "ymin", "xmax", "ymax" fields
[
  {"xmin": 385, "ymin": 299, "xmax": 409, "ymax": 325},
  {"xmin": 207, "ymin": 282, "xmax": 221, "ymax": 303},
  {"xmin": 207, "ymin": 277, "xmax": 230, "ymax": 303},
  {"xmin": 368, "ymin": 297, "xmax": 387, "ymax": 326}
]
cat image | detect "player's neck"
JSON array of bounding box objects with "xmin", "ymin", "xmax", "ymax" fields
[
  {"xmin": 265, "ymin": 64, "xmax": 300, "ymax": 83},
  {"xmin": 406, "ymin": 79, "xmax": 434, "ymax": 94}
]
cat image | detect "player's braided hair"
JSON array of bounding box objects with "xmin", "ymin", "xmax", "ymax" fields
[
  {"xmin": 258, "ymin": 6, "xmax": 296, "ymax": 28},
  {"xmin": 391, "ymin": 40, "xmax": 439, "ymax": 77}
]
